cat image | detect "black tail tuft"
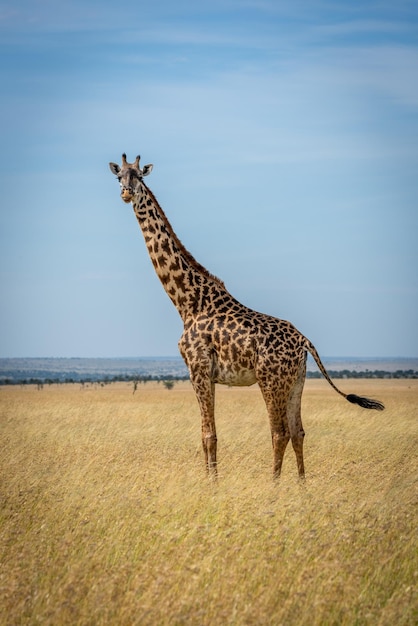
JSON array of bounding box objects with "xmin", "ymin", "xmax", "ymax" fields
[{"xmin": 346, "ymin": 394, "xmax": 385, "ymax": 411}]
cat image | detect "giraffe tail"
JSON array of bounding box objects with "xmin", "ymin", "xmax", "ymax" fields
[{"xmin": 305, "ymin": 339, "xmax": 385, "ymax": 411}]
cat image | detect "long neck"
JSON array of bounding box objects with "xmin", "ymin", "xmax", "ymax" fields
[{"xmin": 132, "ymin": 181, "xmax": 229, "ymax": 321}]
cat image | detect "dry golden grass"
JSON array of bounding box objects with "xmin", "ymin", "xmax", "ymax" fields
[{"xmin": 0, "ymin": 379, "xmax": 417, "ymax": 625}]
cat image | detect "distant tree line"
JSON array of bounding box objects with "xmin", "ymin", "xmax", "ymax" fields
[
  {"xmin": 0, "ymin": 370, "xmax": 417, "ymax": 388},
  {"xmin": 306, "ymin": 369, "xmax": 418, "ymax": 380},
  {"xmin": 0, "ymin": 373, "xmax": 190, "ymax": 388}
]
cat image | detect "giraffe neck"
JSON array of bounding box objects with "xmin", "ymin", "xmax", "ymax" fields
[{"xmin": 132, "ymin": 181, "xmax": 228, "ymax": 321}]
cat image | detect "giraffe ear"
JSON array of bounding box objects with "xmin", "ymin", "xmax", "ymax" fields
[
  {"xmin": 142, "ymin": 164, "xmax": 153, "ymax": 177},
  {"xmin": 109, "ymin": 162, "xmax": 121, "ymax": 175}
]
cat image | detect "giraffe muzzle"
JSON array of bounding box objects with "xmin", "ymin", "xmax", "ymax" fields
[{"xmin": 121, "ymin": 189, "xmax": 133, "ymax": 203}]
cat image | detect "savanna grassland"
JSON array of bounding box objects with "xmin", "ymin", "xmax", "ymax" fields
[{"xmin": 1, "ymin": 379, "xmax": 417, "ymax": 625}]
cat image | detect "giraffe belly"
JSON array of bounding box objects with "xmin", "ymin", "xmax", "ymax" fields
[{"xmin": 212, "ymin": 361, "xmax": 257, "ymax": 387}]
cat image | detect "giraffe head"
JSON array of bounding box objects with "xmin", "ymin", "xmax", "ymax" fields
[{"xmin": 109, "ymin": 153, "xmax": 153, "ymax": 203}]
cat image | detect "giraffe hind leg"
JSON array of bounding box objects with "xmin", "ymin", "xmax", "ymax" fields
[
  {"xmin": 290, "ymin": 430, "xmax": 305, "ymax": 479},
  {"xmin": 258, "ymin": 355, "xmax": 307, "ymax": 480},
  {"xmin": 271, "ymin": 431, "xmax": 291, "ymax": 479},
  {"xmin": 258, "ymin": 381, "xmax": 291, "ymax": 479},
  {"xmin": 288, "ymin": 358, "xmax": 307, "ymax": 479}
]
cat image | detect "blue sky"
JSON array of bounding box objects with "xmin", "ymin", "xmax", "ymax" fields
[{"xmin": 1, "ymin": 0, "xmax": 417, "ymax": 358}]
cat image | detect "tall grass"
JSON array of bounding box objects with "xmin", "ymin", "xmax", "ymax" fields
[{"xmin": 1, "ymin": 380, "xmax": 417, "ymax": 625}]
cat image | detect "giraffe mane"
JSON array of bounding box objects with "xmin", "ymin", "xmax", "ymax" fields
[{"xmin": 143, "ymin": 182, "xmax": 226, "ymax": 290}]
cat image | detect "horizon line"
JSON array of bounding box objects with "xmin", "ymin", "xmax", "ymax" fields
[{"xmin": 1, "ymin": 355, "xmax": 417, "ymax": 361}]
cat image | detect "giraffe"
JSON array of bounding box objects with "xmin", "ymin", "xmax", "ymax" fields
[{"xmin": 109, "ymin": 153, "xmax": 385, "ymax": 479}]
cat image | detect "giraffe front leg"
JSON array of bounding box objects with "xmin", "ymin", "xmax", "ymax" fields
[
  {"xmin": 179, "ymin": 337, "xmax": 218, "ymax": 477},
  {"xmin": 202, "ymin": 429, "xmax": 217, "ymax": 475},
  {"xmin": 190, "ymin": 372, "xmax": 217, "ymax": 476}
]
